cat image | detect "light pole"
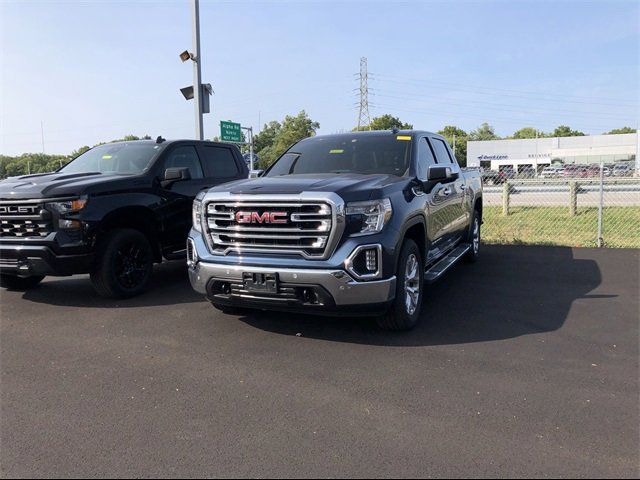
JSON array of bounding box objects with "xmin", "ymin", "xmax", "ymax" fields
[{"xmin": 191, "ymin": 0, "xmax": 203, "ymax": 140}]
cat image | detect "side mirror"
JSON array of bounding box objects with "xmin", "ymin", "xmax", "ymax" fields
[
  {"xmin": 161, "ymin": 167, "xmax": 191, "ymax": 188},
  {"xmin": 427, "ymin": 165, "xmax": 459, "ymax": 182},
  {"xmin": 249, "ymin": 169, "xmax": 264, "ymax": 179}
]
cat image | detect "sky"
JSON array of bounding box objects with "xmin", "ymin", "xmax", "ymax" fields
[{"xmin": 1, "ymin": 0, "xmax": 638, "ymax": 156}]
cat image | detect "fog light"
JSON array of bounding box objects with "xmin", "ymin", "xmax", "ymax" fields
[
  {"xmin": 58, "ymin": 219, "xmax": 81, "ymax": 230},
  {"xmin": 365, "ymin": 249, "xmax": 377, "ymax": 271}
]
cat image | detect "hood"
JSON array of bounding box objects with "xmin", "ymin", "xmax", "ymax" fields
[
  {"xmin": 212, "ymin": 173, "xmax": 409, "ymax": 202},
  {"xmin": 0, "ymin": 172, "xmax": 144, "ymax": 200}
]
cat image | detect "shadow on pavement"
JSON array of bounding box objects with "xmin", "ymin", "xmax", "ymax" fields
[
  {"xmin": 20, "ymin": 260, "xmax": 203, "ymax": 308},
  {"xmin": 238, "ymin": 245, "xmax": 606, "ymax": 347}
]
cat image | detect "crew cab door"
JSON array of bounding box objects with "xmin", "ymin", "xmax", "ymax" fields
[
  {"xmin": 157, "ymin": 144, "xmax": 212, "ymax": 253},
  {"xmin": 428, "ymin": 137, "xmax": 467, "ymax": 245}
]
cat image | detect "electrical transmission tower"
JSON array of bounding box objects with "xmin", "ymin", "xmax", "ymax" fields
[{"xmin": 356, "ymin": 57, "xmax": 372, "ymax": 131}]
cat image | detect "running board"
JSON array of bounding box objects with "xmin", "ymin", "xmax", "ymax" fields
[{"xmin": 424, "ymin": 243, "xmax": 471, "ymax": 283}]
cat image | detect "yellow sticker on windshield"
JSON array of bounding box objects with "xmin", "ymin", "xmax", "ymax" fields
[
  {"xmin": 396, "ymin": 135, "xmax": 411, "ymax": 141},
  {"xmin": 329, "ymin": 149, "xmax": 344, "ymax": 154},
  {"xmin": 102, "ymin": 155, "xmax": 113, "ymax": 159}
]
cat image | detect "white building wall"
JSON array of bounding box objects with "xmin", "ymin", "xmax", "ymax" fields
[{"xmin": 467, "ymin": 133, "xmax": 637, "ymax": 171}]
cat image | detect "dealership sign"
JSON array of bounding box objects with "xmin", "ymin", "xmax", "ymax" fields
[{"xmin": 477, "ymin": 154, "xmax": 508, "ymax": 160}]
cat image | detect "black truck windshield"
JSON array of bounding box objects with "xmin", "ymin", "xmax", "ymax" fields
[
  {"xmin": 266, "ymin": 134, "xmax": 412, "ymax": 177},
  {"xmin": 59, "ymin": 143, "xmax": 161, "ymax": 175}
]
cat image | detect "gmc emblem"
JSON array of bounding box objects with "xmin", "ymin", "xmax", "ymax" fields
[
  {"xmin": 235, "ymin": 211, "xmax": 288, "ymax": 224},
  {"xmin": 0, "ymin": 205, "xmax": 38, "ymax": 215}
]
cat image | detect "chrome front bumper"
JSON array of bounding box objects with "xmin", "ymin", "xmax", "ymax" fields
[{"xmin": 188, "ymin": 261, "xmax": 396, "ymax": 307}]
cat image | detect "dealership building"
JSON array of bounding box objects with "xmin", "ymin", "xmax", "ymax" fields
[{"xmin": 467, "ymin": 132, "xmax": 639, "ymax": 172}]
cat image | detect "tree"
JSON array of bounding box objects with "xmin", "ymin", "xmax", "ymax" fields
[
  {"xmin": 605, "ymin": 127, "xmax": 636, "ymax": 135},
  {"xmin": 438, "ymin": 126, "xmax": 468, "ymax": 166},
  {"xmin": 510, "ymin": 127, "xmax": 545, "ymax": 139},
  {"xmin": 468, "ymin": 123, "xmax": 499, "ymax": 141},
  {"xmin": 354, "ymin": 114, "xmax": 413, "ymax": 132},
  {"xmin": 551, "ymin": 125, "xmax": 585, "ymax": 137},
  {"xmin": 255, "ymin": 111, "xmax": 319, "ymax": 168}
]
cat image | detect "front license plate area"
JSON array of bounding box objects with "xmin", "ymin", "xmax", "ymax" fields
[{"xmin": 243, "ymin": 272, "xmax": 278, "ymax": 294}]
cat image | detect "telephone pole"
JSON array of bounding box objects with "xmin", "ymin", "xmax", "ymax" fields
[{"xmin": 356, "ymin": 57, "xmax": 372, "ymax": 131}]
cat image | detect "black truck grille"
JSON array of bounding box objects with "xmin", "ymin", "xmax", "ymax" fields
[
  {"xmin": 206, "ymin": 201, "xmax": 333, "ymax": 258},
  {"xmin": 0, "ymin": 202, "xmax": 52, "ymax": 238}
]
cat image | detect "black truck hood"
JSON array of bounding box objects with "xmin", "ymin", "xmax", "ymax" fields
[
  {"xmin": 215, "ymin": 173, "xmax": 409, "ymax": 202},
  {"xmin": 0, "ymin": 172, "xmax": 144, "ymax": 200}
]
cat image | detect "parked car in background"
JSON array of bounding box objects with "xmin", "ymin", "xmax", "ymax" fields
[
  {"xmin": 613, "ymin": 163, "xmax": 631, "ymax": 177},
  {"xmin": 518, "ymin": 166, "xmax": 536, "ymax": 179},
  {"xmin": 0, "ymin": 138, "xmax": 248, "ymax": 297},
  {"xmin": 563, "ymin": 165, "xmax": 588, "ymax": 178},
  {"xmin": 540, "ymin": 165, "xmax": 565, "ymax": 178},
  {"xmin": 481, "ymin": 169, "xmax": 505, "ymax": 185},
  {"xmin": 188, "ymin": 130, "xmax": 483, "ymax": 331}
]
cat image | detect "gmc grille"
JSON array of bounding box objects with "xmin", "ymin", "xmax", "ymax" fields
[
  {"xmin": 0, "ymin": 202, "xmax": 52, "ymax": 238},
  {"xmin": 206, "ymin": 201, "xmax": 334, "ymax": 258}
]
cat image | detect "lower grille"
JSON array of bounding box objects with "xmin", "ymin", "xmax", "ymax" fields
[{"xmin": 0, "ymin": 202, "xmax": 52, "ymax": 238}]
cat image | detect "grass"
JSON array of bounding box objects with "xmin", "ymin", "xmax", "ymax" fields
[{"xmin": 483, "ymin": 206, "xmax": 640, "ymax": 248}]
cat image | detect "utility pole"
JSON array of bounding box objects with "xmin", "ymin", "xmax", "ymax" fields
[
  {"xmin": 40, "ymin": 121, "xmax": 45, "ymax": 153},
  {"xmin": 191, "ymin": 0, "xmax": 204, "ymax": 140},
  {"xmin": 356, "ymin": 57, "xmax": 371, "ymax": 131}
]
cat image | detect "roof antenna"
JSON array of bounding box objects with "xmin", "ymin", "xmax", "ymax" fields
[
  {"xmin": 391, "ymin": 127, "xmax": 399, "ymax": 134},
  {"xmin": 156, "ymin": 136, "xmax": 166, "ymax": 144}
]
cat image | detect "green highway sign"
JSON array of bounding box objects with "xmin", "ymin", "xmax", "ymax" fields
[{"xmin": 220, "ymin": 120, "xmax": 243, "ymax": 143}]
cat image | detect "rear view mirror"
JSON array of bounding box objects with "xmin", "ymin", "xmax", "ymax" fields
[
  {"xmin": 249, "ymin": 169, "xmax": 264, "ymax": 179},
  {"xmin": 161, "ymin": 167, "xmax": 191, "ymax": 188},
  {"xmin": 427, "ymin": 165, "xmax": 459, "ymax": 182}
]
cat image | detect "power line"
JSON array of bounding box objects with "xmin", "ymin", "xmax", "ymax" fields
[
  {"xmin": 356, "ymin": 57, "xmax": 372, "ymax": 131},
  {"xmin": 371, "ymin": 91, "xmax": 636, "ymax": 121},
  {"xmin": 371, "ymin": 74, "xmax": 637, "ymax": 109}
]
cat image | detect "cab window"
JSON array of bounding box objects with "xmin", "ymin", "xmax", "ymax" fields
[
  {"xmin": 430, "ymin": 138, "xmax": 454, "ymax": 164},
  {"xmin": 416, "ymin": 137, "xmax": 436, "ymax": 180},
  {"xmin": 163, "ymin": 146, "xmax": 204, "ymax": 179}
]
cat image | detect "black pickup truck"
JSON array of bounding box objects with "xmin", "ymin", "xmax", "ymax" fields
[
  {"xmin": 0, "ymin": 138, "xmax": 248, "ymax": 297},
  {"xmin": 188, "ymin": 130, "xmax": 482, "ymax": 330}
]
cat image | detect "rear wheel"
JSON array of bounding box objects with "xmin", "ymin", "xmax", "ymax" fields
[
  {"xmin": 90, "ymin": 229, "xmax": 154, "ymax": 298},
  {"xmin": 464, "ymin": 210, "xmax": 481, "ymax": 263},
  {"xmin": 377, "ymin": 239, "xmax": 424, "ymax": 331},
  {"xmin": 0, "ymin": 274, "xmax": 45, "ymax": 291}
]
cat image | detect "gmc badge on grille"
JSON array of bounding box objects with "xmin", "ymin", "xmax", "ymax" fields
[{"xmin": 235, "ymin": 211, "xmax": 288, "ymax": 224}]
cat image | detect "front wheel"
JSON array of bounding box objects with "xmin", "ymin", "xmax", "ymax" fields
[
  {"xmin": 377, "ymin": 239, "xmax": 424, "ymax": 331},
  {"xmin": 0, "ymin": 274, "xmax": 45, "ymax": 291},
  {"xmin": 90, "ymin": 229, "xmax": 154, "ymax": 298}
]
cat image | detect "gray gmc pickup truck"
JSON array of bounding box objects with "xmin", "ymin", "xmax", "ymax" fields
[{"xmin": 187, "ymin": 130, "xmax": 482, "ymax": 330}]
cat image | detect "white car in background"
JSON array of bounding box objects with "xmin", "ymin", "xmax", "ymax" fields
[
  {"xmin": 613, "ymin": 164, "xmax": 631, "ymax": 177},
  {"xmin": 540, "ymin": 165, "xmax": 565, "ymax": 178}
]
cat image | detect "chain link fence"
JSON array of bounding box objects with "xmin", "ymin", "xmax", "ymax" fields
[{"xmin": 482, "ymin": 174, "xmax": 640, "ymax": 248}]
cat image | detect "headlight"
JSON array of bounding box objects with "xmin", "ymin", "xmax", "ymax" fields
[
  {"xmin": 192, "ymin": 199, "xmax": 203, "ymax": 232},
  {"xmin": 46, "ymin": 197, "xmax": 88, "ymax": 214},
  {"xmin": 346, "ymin": 198, "xmax": 392, "ymax": 236}
]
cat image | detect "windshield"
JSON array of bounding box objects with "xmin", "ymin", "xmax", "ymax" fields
[
  {"xmin": 59, "ymin": 142, "xmax": 162, "ymax": 175},
  {"xmin": 266, "ymin": 134, "xmax": 412, "ymax": 177}
]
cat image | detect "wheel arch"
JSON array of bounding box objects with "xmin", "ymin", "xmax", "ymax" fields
[{"xmin": 97, "ymin": 206, "xmax": 162, "ymax": 262}]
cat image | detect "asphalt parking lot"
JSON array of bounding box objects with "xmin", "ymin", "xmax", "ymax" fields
[{"xmin": 1, "ymin": 245, "xmax": 638, "ymax": 478}]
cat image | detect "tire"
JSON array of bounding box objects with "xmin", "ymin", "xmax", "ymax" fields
[
  {"xmin": 0, "ymin": 274, "xmax": 45, "ymax": 291},
  {"xmin": 464, "ymin": 209, "xmax": 481, "ymax": 264},
  {"xmin": 90, "ymin": 228, "xmax": 154, "ymax": 299},
  {"xmin": 377, "ymin": 239, "xmax": 424, "ymax": 331}
]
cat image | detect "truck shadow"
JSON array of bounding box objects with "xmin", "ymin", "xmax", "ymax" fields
[
  {"xmin": 20, "ymin": 260, "xmax": 202, "ymax": 308},
  {"xmin": 237, "ymin": 245, "xmax": 606, "ymax": 347}
]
